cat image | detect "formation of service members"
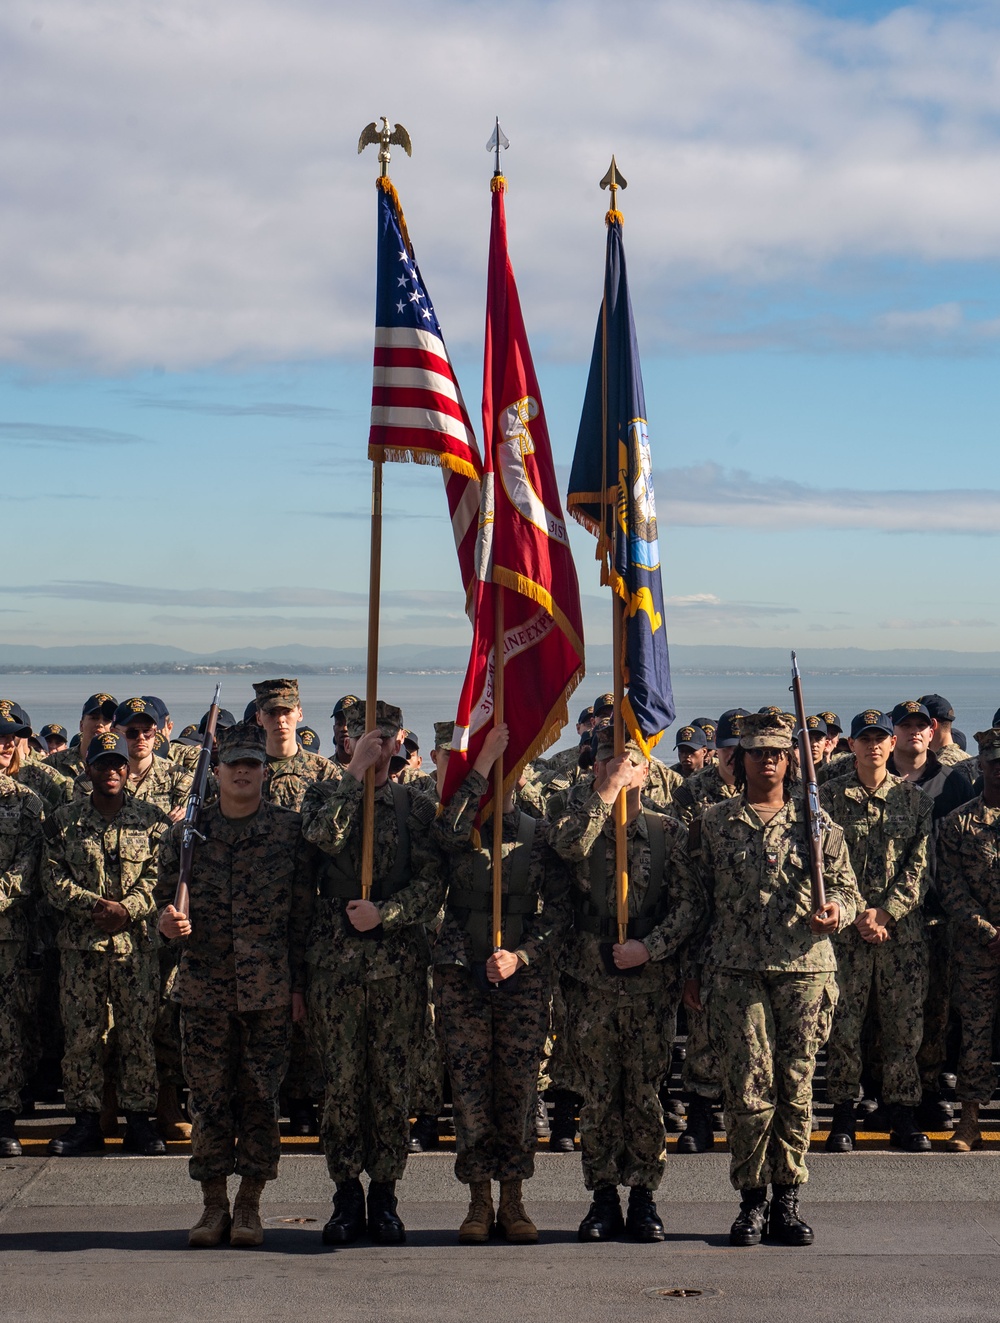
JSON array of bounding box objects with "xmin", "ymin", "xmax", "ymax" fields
[{"xmin": 4, "ymin": 678, "xmax": 1000, "ymax": 1251}]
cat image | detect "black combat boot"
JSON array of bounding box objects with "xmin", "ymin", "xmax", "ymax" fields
[
  {"xmin": 286, "ymin": 1099, "xmax": 318, "ymax": 1137},
  {"xmin": 767, "ymin": 1185, "xmax": 814, "ymax": 1245},
  {"xmin": 367, "ymin": 1180, "xmax": 406, "ymax": 1244},
  {"xmin": 577, "ymin": 1183, "xmax": 625, "ymax": 1241},
  {"xmin": 0, "ymin": 1111, "xmax": 22, "ymax": 1158},
  {"xmin": 48, "ymin": 1112, "xmax": 105, "ymax": 1157},
  {"xmin": 407, "ymin": 1114, "xmax": 440, "ymax": 1153},
  {"xmin": 677, "ymin": 1095, "xmax": 715, "ymax": 1154},
  {"xmin": 825, "ymin": 1100, "xmax": 856, "ymax": 1153},
  {"xmin": 889, "ymin": 1104, "xmax": 931, "ymax": 1153},
  {"xmin": 729, "ymin": 1188, "xmax": 769, "ymax": 1247},
  {"xmin": 549, "ymin": 1090, "xmax": 578, "ymax": 1153},
  {"xmin": 534, "ymin": 1093, "xmax": 551, "ymax": 1138},
  {"xmin": 122, "ymin": 1112, "xmax": 167, "ymax": 1155},
  {"xmin": 625, "ymin": 1187, "xmax": 665, "ymax": 1243},
  {"xmin": 916, "ymin": 1090, "xmax": 953, "ymax": 1132},
  {"xmin": 322, "ymin": 1177, "xmax": 366, "ymax": 1245}
]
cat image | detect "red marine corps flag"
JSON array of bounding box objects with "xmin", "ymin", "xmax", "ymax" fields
[{"xmin": 443, "ymin": 127, "xmax": 584, "ymax": 825}]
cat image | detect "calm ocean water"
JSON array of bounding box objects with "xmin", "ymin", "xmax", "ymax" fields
[{"xmin": 5, "ymin": 669, "xmax": 999, "ymax": 765}]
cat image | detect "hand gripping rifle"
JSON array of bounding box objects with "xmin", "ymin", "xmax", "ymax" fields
[
  {"xmin": 789, "ymin": 653, "xmax": 826, "ymax": 914},
  {"xmin": 173, "ymin": 683, "xmax": 222, "ymax": 919}
]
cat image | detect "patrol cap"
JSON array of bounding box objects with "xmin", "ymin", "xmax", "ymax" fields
[
  {"xmin": 331, "ymin": 694, "xmax": 360, "ymax": 720},
  {"xmin": 850, "ymin": 709, "xmax": 894, "ymax": 739},
  {"xmin": 198, "ymin": 708, "xmax": 237, "ymax": 734},
  {"xmin": 344, "ymin": 700, "xmax": 403, "ymax": 740},
  {"xmin": 243, "ymin": 699, "xmax": 259, "ymax": 723},
  {"xmin": 298, "ymin": 725, "xmax": 321, "ymax": 753},
  {"xmin": 402, "ymin": 730, "xmax": 419, "ymax": 754},
  {"xmin": 890, "ymin": 700, "xmax": 932, "ymax": 727},
  {"xmin": 216, "ymin": 721, "xmax": 267, "ymax": 765},
  {"xmin": 592, "ymin": 720, "xmax": 648, "ymax": 765},
  {"xmin": 86, "ymin": 731, "xmax": 129, "ymax": 764},
  {"xmin": 737, "ymin": 711, "xmax": 796, "ymax": 750},
  {"xmin": 577, "ymin": 706, "xmax": 595, "ymax": 725},
  {"xmin": 974, "ymin": 727, "xmax": 1000, "ymax": 763},
  {"xmin": 0, "ymin": 698, "xmax": 30, "ymax": 739},
  {"xmin": 675, "ymin": 724, "xmax": 708, "ymax": 751},
  {"xmin": 692, "ymin": 717, "xmax": 717, "ymax": 749},
  {"xmin": 818, "ymin": 711, "xmax": 843, "ymax": 736},
  {"xmin": 141, "ymin": 696, "xmax": 169, "ymax": 724},
  {"xmin": 918, "ymin": 694, "xmax": 955, "ymax": 723},
  {"xmin": 434, "ymin": 720, "xmax": 455, "ymax": 751},
  {"xmin": 716, "ymin": 708, "xmax": 751, "ymax": 748},
  {"xmin": 757, "ymin": 705, "xmax": 788, "ymax": 718},
  {"xmin": 40, "ymin": 723, "xmax": 67, "ymax": 742},
  {"xmin": 114, "ymin": 697, "xmax": 160, "ymax": 727},
  {"xmin": 253, "ymin": 678, "xmax": 300, "ymax": 713},
  {"xmin": 804, "ymin": 715, "xmax": 829, "ymax": 739},
  {"xmin": 593, "ymin": 692, "xmax": 615, "ymax": 716},
  {"xmin": 82, "ymin": 693, "xmax": 118, "ymax": 719}
]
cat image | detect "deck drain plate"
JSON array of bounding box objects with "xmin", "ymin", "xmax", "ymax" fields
[
  {"xmin": 644, "ymin": 1287, "xmax": 718, "ymax": 1300},
  {"xmin": 264, "ymin": 1216, "xmax": 319, "ymax": 1227}
]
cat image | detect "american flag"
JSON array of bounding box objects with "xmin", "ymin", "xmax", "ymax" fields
[{"xmin": 368, "ymin": 179, "xmax": 482, "ymax": 602}]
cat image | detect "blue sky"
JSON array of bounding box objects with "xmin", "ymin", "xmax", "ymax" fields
[{"xmin": 3, "ymin": 0, "xmax": 1000, "ymax": 656}]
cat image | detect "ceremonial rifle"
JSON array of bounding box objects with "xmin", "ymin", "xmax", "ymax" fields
[
  {"xmin": 789, "ymin": 653, "xmax": 826, "ymax": 913},
  {"xmin": 173, "ymin": 683, "xmax": 222, "ymax": 919}
]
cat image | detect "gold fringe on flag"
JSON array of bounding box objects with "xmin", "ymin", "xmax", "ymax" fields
[
  {"xmin": 376, "ymin": 175, "xmax": 413, "ymax": 258},
  {"xmin": 605, "ymin": 208, "xmax": 624, "ymax": 227},
  {"xmin": 368, "ymin": 444, "xmax": 482, "ymax": 483},
  {"xmin": 491, "ymin": 175, "xmax": 507, "ymax": 194}
]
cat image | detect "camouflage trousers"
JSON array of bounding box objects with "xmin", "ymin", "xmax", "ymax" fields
[
  {"xmin": 307, "ymin": 969, "xmax": 423, "ymax": 1183},
  {"xmin": 563, "ymin": 975, "xmax": 670, "ymax": 1191},
  {"xmin": 952, "ymin": 959, "xmax": 1000, "ymax": 1104},
  {"xmin": 681, "ymin": 999, "xmax": 722, "ymax": 1101},
  {"xmin": 826, "ymin": 935, "xmax": 928, "ymax": 1107},
  {"xmin": 180, "ymin": 1005, "xmax": 290, "ymax": 1183},
  {"xmin": 282, "ymin": 1019, "xmax": 325, "ymax": 1102},
  {"xmin": 409, "ymin": 967, "xmax": 444, "ymax": 1117},
  {"xmin": 917, "ymin": 922, "xmax": 953, "ymax": 1091},
  {"xmin": 434, "ymin": 962, "xmax": 550, "ymax": 1183},
  {"xmin": 59, "ymin": 946, "xmax": 158, "ymax": 1113},
  {"xmin": 0, "ymin": 942, "xmax": 25, "ymax": 1112},
  {"xmin": 709, "ymin": 969, "xmax": 837, "ymax": 1191},
  {"xmin": 154, "ymin": 946, "xmax": 184, "ymax": 1089},
  {"xmin": 541, "ymin": 974, "xmax": 585, "ymax": 1096}
]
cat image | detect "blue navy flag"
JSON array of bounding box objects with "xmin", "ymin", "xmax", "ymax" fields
[{"xmin": 568, "ymin": 216, "xmax": 674, "ymax": 754}]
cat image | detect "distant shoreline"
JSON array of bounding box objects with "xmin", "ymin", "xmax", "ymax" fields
[{"xmin": 3, "ymin": 664, "xmax": 999, "ymax": 679}]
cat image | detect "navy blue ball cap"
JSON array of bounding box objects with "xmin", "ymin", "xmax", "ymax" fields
[
  {"xmin": 86, "ymin": 731, "xmax": 130, "ymax": 764},
  {"xmin": 41, "ymin": 723, "xmax": 67, "ymax": 741},
  {"xmin": 675, "ymin": 724, "xmax": 708, "ymax": 750},
  {"xmin": 716, "ymin": 708, "xmax": 751, "ymax": 748},
  {"xmin": 243, "ymin": 698, "xmax": 259, "ymax": 723},
  {"xmin": 0, "ymin": 709, "xmax": 30, "ymax": 739},
  {"xmin": 198, "ymin": 708, "xmax": 236, "ymax": 734},
  {"xmin": 331, "ymin": 694, "xmax": 360, "ymax": 720},
  {"xmin": 141, "ymin": 695, "xmax": 169, "ymax": 723},
  {"xmin": 114, "ymin": 697, "xmax": 161, "ymax": 727},
  {"xmin": 918, "ymin": 694, "xmax": 954, "ymax": 723},
  {"xmin": 691, "ymin": 717, "xmax": 717, "ymax": 748},
  {"xmin": 82, "ymin": 693, "xmax": 118, "ymax": 719},
  {"xmin": 818, "ymin": 711, "xmax": 842, "ymax": 735},
  {"xmin": 297, "ymin": 725, "xmax": 321, "ymax": 752},
  {"xmin": 851, "ymin": 709, "xmax": 894, "ymax": 739},
  {"xmin": 890, "ymin": 700, "xmax": 932, "ymax": 726},
  {"xmin": 804, "ymin": 715, "xmax": 829, "ymax": 738}
]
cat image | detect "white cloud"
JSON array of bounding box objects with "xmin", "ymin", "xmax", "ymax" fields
[
  {"xmin": 4, "ymin": 1, "xmax": 1000, "ymax": 368},
  {"xmin": 658, "ymin": 463, "xmax": 1000, "ymax": 534}
]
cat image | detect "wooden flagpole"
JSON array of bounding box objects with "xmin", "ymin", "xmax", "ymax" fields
[
  {"xmin": 491, "ymin": 588, "xmax": 505, "ymax": 952},
  {"xmin": 361, "ymin": 457, "xmax": 383, "ymax": 900}
]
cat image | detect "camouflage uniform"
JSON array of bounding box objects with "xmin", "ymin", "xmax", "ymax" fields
[
  {"xmin": 72, "ymin": 754, "xmax": 192, "ymax": 815},
  {"xmin": 45, "ymin": 747, "xmax": 86, "ymax": 780},
  {"xmin": 937, "ymin": 796, "xmax": 1000, "ymax": 1103},
  {"xmin": 550, "ymin": 790, "xmax": 705, "ymax": 1191},
  {"xmin": 0, "ymin": 777, "xmax": 44, "ymax": 1112},
  {"xmin": 15, "ymin": 754, "xmax": 74, "ymax": 814},
  {"xmin": 301, "ymin": 770, "xmax": 445, "ymax": 1183},
  {"xmin": 643, "ymin": 758, "xmax": 683, "ymax": 812},
  {"xmin": 671, "ymin": 763, "xmax": 739, "ymax": 1103},
  {"xmin": 699, "ymin": 794, "xmax": 861, "ymax": 1190},
  {"xmin": 157, "ymin": 799, "xmax": 317, "ymax": 1182},
  {"xmin": 432, "ymin": 768, "xmax": 570, "ymax": 1183},
  {"xmin": 168, "ymin": 741, "xmax": 203, "ymax": 774},
  {"xmin": 44, "ymin": 795, "xmax": 166, "ymax": 1112},
  {"xmin": 820, "ymin": 771, "xmax": 931, "ymax": 1107}
]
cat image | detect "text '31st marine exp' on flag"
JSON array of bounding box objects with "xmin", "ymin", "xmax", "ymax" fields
[{"xmin": 443, "ymin": 158, "xmax": 584, "ymax": 816}]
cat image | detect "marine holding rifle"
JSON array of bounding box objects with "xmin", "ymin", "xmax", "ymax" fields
[
  {"xmin": 692, "ymin": 710, "xmax": 861, "ymax": 1248},
  {"xmin": 157, "ymin": 720, "xmax": 318, "ymax": 1249},
  {"xmin": 431, "ymin": 721, "xmax": 571, "ymax": 1245},
  {"xmin": 549, "ymin": 722, "xmax": 706, "ymax": 1244}
]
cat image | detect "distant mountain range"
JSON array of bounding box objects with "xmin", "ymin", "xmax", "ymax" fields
[{"xmin": 2, "ymin": 642, "xmax": 999, "ymax": 675}]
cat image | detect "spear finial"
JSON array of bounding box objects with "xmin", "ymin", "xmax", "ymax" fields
[{"xmin": 600, "ymin": 155, "xmax": 627, "ymax": 226}]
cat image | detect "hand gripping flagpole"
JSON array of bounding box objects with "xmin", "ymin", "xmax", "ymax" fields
[
  {"xmin": 601, "ymin": 157, "xmax": 630, "ymax": 945},
  {"xmin": 487, "ymin": 117, "xmax": 510, "ymax": 958},
  {"xmin": 358, "ymin": 116, "xmax": 411, "ymax": 898}
]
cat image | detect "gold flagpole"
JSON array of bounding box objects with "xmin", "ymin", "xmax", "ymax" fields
[
  {"xmin": 600, "ymin": 157, "xmax": 629, "ymax": 945},
  {"xmin": 358, "ymin": 116, "xmax": 412, "ymax": 899}
]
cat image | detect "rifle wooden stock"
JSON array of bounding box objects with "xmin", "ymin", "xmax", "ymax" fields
[
  {"xmin": 174, "ymin": 684, "xmax": 222, "ymax": 919},
  {"xmin": 790, "ymin": 653, "xmax": 826, "ymax": 914}
]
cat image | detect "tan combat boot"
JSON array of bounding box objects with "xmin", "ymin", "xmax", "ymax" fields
[
  {"xmin": 229, "ymin": 1176, "xmax": 266, "ymax": 1247},
  {"xmin": 156, "ymin": 1083, "xmax": 192, "ymax": 1142},
  {"xmin": 188, "ymin": 1177, "xmax": 231, "ymax": 1248},
  {"xmin": 458, "ymin": 1181, "xmax": 494, "ymax": 1244},
  {"xmin": 947, "ymin": 1101, "xmax": 982, "ymax": 1152},
  {"xmin": 496, "ymin": 1179, "xmax": 538, "ymax": 1244}
]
